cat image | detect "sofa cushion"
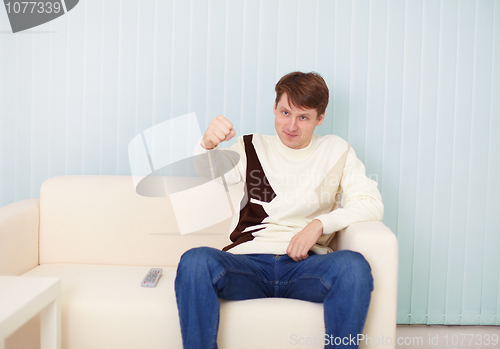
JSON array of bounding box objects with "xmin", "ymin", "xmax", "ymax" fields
[
  {"xmin": 23, "ymin": 263, "xmax": 180, "ymax": 349},
  {"xmin": 39, "ymin": 176, "xmax": 244, "ymax": 266},
  {"xmin": 22, "ymin": 263, "xmax": 325, "ymax": 349}
]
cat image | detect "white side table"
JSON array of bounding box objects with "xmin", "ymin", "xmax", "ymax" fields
[{"xmin": 0, "ymin": 276, "xmax": 61, "ymax": 349}]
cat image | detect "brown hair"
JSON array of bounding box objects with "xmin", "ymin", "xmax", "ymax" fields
[{"xmin": 275, "ymin": 71, "xmax": 329, "ymax": 118}]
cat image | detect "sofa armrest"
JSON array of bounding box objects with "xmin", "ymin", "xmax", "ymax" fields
[
  {"xmin": 335, "ymin": 221, "xmax": 398, "ymax": 348},
  {"xmin": 0, "ymin": 199, "xmax": 40, "ymax": 276}
]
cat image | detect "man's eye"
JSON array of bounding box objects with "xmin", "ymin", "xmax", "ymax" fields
[
  {"xmin": 283, "ymin": 111, "xmax": 289, "ymax": 116},
  {"xmin": 300, "ymin": 116, "xmax": 307, "ymax": 120}
]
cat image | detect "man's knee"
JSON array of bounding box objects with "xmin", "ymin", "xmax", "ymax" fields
[
  {"xmin": 179, "ymin": 246, "xmax": 217, "ymax": 262},
  {"xmin": 339, "ymin": 250, "xmax": 371, "ymax": 270},
  {"xmin": 178, "ymin": 246, "xmax": 219, "ymax": 273},
  {"xmin": 331, "ymin": 250, "xmax": 373, "ymax": 291}
]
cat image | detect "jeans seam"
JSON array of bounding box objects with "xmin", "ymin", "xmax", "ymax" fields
[
  {"xmin": 289, "ymin": 274, "xmax": 332, "ymax": 290},
  {"xmin": 212, "ymin": 270, "xmax": 226, "ymax": 285},
  {"xmin": 210, "ymin": 308, "xmax": 219, "ymax": 349},
  {"xmin": 274, "ymin": 255, "xmax": 279, "ymax": 297},
  {"xmin": 324, "ymin": 310, "xmax": 329, "ymax": 347},
  {"xmin": 212, "ymin": 269, "xmax": 265, "ymax": 285}
]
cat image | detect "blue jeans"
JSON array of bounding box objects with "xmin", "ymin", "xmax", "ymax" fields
[{"xmin": 175, "ymin": 247, "xmax": 373, "ymax": 349}]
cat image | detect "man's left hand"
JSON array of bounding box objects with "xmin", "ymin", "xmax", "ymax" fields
[{"xmin": 286, "ymin": 219, "xmax": 323, "ymax": 262}]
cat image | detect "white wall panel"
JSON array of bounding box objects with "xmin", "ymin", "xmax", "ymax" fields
[
  {"xmin": 332, "ymin": 0, "xmax": 351, "ymax": 140},
  {"xmin": 427, "ymin": 0, "xmax": 458, "ymax": 325},
  {"xmin": 316, "ymin": 0, "xmax": 335, "ymax": 135},
  {"xmin": 1, "ymin": 33, "xmax": 17, "ymax": 203},
  {"xmin": 296, "ymin": 0, "xmax": 317, "ymax": 70},
  {"xmin": 99, "ymin": 0, "xmax": 121, "ymax": 175},
  {"xmin": 462, "ymin": 0, "xmax": 495, "ymax": 325},
  {"xmin": 14, "ymin": 33, "xmax": 34, "ymax": 201},
  {"xmin": 446, "ymin": 0, "xmax": 476, "ymax": 325},
  {"xmin": 239, "ymin": 0, "xmax": 260, "ymax": 134},
  {"xmin": 277, "ymin": 0, "xmax": 299, "ymax": 79},
  {"xmin": 32, "ymin": 29, "xmax": 50, "ymax": 196},
  {"xmin": 48, "ymin": 12, "xmax": 69, "ymax": 179},
  {"xmin": 82, "ymin": 0, "xmax": 103, "ymax": 176},
  {"xmin": 0, "ymin": 0, "xmax": 499, "ymax": 325},
  {"xmin": 381, "ymin": 0, "xmax": 404, "ymax": 312},
  {"xmin": 152, "ymin": 0, "xmax": 173, "ymax": 126},
  {"xmin": 348, "ymin": 0, "xmax": 370, "ymax": 161},
  {"xmin": 65, "ymin": 0, "xmax": 85, "ymax": 175},
  {"xmin": 136, "ymin": 0, "xmax": 156, "ymax": 143},
  {"xmin": 397, "ymin": 0, "xmax": 423, "ymax": 325},
  {"xmin": 223, "ymin": 0, "xmax": 244, "ymax": 136},
  {"xmin": 411, "ymin": 0, "xmax": 440, "ymax": 325},
  {"xmin": 365, "ymin": 0, "xmax": 387, "ymax": 190},
  {"xmin": 483, "ymin": 2, "xmax": 500, "ymax": 326},
  {"xmin": 256, "ymin": 0, "xmax": 279, "ymax": 123}
]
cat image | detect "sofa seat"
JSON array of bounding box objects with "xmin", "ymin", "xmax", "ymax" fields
[
  {"xmin": 22, "ymin": 264, "xmax": 180, "ymax": 349},
  {"xmin": 21, "ymin": 263, "xmax": 325, "ymax": 349}
]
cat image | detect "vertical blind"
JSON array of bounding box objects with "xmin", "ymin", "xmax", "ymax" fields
[{"xmin": 0, "ymin": 0, "xmax": 499, "ymax": 325}]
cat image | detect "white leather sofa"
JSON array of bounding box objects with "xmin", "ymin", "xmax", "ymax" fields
[{"xmin": 0, "ymin": 175, "xmax": 398, "ymax": 349}]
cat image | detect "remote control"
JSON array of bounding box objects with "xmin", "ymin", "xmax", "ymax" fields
[{"xmin": 140, "ymin": 268, "xmax": 163, "ymax": 288}]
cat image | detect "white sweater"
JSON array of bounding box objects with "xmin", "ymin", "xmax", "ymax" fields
[{"xmin": 195, "ymin": 133, "xmax": 383, "ymax": 255}]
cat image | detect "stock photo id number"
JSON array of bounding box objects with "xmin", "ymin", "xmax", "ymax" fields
[{"xmin": 3, "ymin": 0, "xmax": 79, "ymax": 32}]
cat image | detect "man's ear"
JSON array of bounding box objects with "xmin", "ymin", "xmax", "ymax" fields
[{"xmin": 317, "ymin": 113, "xmax": 325, "ymax": 126}]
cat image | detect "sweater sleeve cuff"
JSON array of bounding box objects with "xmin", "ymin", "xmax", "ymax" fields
[
  {"xmin": 315, "ymin": 198, "xmax": 384, "ymax": 236},
  {"xmin": 195, "ymin": 137, "xmax": 219, "ymax": 155},
  {"xmin": 315, "ymin": 210, "xmax": 349, "ymax": 236}
]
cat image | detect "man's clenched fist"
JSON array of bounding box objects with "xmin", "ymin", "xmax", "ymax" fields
[{"xmin": 201, "ymin": 115, "xmax": 236, "ymax": 150}]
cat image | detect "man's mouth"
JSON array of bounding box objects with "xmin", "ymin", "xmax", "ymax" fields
[{"xmin": 284, "ymin": 131, "xmax": 297, "ymax": 138}]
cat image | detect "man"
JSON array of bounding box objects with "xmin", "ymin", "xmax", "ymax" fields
[{"xmin": 175, "ymin": 71, "xmax": 383, "ymax": 348}]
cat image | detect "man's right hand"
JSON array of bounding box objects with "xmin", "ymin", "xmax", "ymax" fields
[{"xmin": 201, "ymin": 115, "xmax": 236, "ymax": 150}]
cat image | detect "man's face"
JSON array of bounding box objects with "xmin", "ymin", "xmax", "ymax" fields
[{"xmin": 274, "ymin": 93, "xmax": 324, "ymax": 149}]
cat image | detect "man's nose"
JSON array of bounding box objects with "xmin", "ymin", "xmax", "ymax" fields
[{"xmin": 288, "ymin": 117, "xmax": 298, "ymax": 131}]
